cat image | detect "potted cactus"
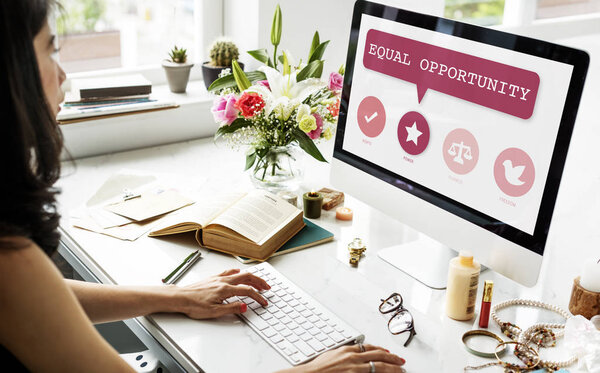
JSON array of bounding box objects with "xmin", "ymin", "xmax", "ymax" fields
[
  {"xmin": 202, "ymin": 38, "xmax": 244, "ymax": 89},
  {"xmin": 162, "ymin": 45, "xmax": 194, "ymax": 93}
]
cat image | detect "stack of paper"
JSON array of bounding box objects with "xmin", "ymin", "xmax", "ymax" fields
[{"xmin": 71, "ymin": 173, "xmax": 194, "ymax": 241}]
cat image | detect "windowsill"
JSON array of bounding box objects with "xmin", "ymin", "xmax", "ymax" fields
[{"xmin": 60, "ymin": 79, "xmax": 218, "ymax": 160}]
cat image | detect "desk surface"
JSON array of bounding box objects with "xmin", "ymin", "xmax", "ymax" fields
[{"xmin": 56, "ymin": 34, "xmax": 599, "ymax": 373}]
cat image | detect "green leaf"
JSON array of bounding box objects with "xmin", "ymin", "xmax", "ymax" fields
[
  {"xmin": 245, "ymin": 150, "xmax": 257, "ymax": 171},
  {"xmin": 308, "ymin": 40, "xmax": 330, "ymax": 64},
  {"xmin": 296, "ymin": 60, "xmax": 323, "ymax": 81},
  {"xmin": 282, "ymin": 51, "xmax": 290, "ymax": 75},
  {"xmin": 309, "ymin": 31, "xmax": 320, "ymax": 60},
  {"xmin": 338, "ymin": 64, "xmax": 345, "ymax": 75},
  {"xmin": 208, "ymin": 71, "xmax": 267, "ymax": 93},
  {"xmin": 292, "ymin": 128, "xmax": 327, "ymax": 162},
  {"xmin": 232, "ymin": 60, "xmax": 251, "ymax": 91},
  {"xmin": 214, "ymin": 118, "xmax": 252, "ymax": 140},
  {"xmin": 271, "ymin": 4, "xmax": 282, "ymax": 47},
  {"xmin": 247, "ymin": 49, "xmax": 270, "ymax": 64}
]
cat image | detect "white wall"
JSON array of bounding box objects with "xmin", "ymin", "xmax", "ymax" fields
[{"xmin": 223, "ymin": 0, "xmax": 444, "ymax": 74}]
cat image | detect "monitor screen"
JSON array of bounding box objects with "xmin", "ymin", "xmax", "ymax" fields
[{"xmin": 334, "ymin": 1, "xmax": 588, "ymax": 256}]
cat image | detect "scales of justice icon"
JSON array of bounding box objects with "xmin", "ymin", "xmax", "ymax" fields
[{"xmin": 448, "ymin": 141, "xmax": 472, "ymax": 164}]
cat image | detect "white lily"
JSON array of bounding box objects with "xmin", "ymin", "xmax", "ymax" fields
[{"xmin": 248, "ymin": 65, "xmax": 324, "ymax": 121}]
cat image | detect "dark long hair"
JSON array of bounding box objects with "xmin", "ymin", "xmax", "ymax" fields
[{"xmin": 0, "ymin": 0, "xmax": 63, "ymax": 255}]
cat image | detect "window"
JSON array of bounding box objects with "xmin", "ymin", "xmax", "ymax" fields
[
  {"xmin": 536, "ymin": 0, "xmax": 600, "ymax": 19},
  {"xmin": 57, "ymin": 0, "xmax": 201, "ymax": 74},
  {"xmin": 444, "ymin": 0, "xmax": 506, "ymax": 26}
]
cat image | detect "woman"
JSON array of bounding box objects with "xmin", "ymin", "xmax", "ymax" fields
[{"xmin": 0, "ymin": 1, "xmax": 406, "ymax": 372}]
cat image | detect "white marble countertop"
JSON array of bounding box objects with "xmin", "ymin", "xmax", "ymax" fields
[{"xmin": 55, "ymin": 34, "xmax": 600, "ymax": 373}]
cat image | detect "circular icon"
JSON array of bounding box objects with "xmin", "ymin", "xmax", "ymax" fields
[
  {"xmin": 357, "ymin": 96, "xmax": 386, "ymax": 138},
  {"xmin": 443, "ymin": 129, "xmax": 479, "ymax": 175},
  {"xmin": 494, "ymin": 148, "xmax": 535, "ymax": 197},
  {"xmin": 397, "ymin": 111, "xmax": 430, "ymax": 156}
]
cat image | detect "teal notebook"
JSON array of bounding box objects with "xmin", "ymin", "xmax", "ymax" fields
[{"xmin": 234, "ymin": 219, "xmax": 334, "ymax": 264}]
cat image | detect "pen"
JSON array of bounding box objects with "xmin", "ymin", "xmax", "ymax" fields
[{"xmin": 162, "ymin": 250, "xmax": 202, "ymax": 285}]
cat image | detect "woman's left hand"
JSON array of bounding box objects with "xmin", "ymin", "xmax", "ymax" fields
[{"xmin": 173, "ymin": 268, "xmax": 271, "ymax": 319}]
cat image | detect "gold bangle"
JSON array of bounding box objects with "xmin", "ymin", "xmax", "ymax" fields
[
  {"xmin": 462, "ymin": 330, "xmax": 507, "ymax": 358},
  {"xmin": 494, "ymin": 341, "xmax": 540, "ymax": 370}
]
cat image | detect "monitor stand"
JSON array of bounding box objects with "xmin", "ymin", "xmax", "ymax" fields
[{"xmin": 377, "ymin": 234, "xmax": 457, "ymax": 290}]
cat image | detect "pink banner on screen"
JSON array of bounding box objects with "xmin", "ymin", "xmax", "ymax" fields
[{"xmin": 363, "ymin": 29, "xmax": 540, "ymax": 120}]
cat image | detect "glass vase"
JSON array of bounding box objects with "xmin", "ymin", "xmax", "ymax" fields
[{"xmin": 250, "ymin": 145, "xmax": 304, "ymax": 192}]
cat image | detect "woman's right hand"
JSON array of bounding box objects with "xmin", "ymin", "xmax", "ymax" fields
[{"xmin": 279, "ymin": 344, "xmax": 406, "ymax": 373}]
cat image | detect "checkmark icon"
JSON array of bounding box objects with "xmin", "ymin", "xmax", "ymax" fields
[{"xmin": 364, "ymin": 112, "xmax": 378, "ymax": 123}]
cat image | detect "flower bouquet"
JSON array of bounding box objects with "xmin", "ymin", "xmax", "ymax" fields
[{"xmin": 208, "ymin": 4, "xmax": 343, "ymax": 191}]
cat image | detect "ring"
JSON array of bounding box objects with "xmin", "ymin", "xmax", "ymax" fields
[
  {"xmin": 358, "ymin": 343, "xmax": 365, "ymax": 352},
  {"xmin": 369, "ymin": 361, "xmax": 376, "ymax": 373}
]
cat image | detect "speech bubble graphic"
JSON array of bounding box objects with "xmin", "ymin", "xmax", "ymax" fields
[{"xmin": 363, "ymin": 29, "xmax": 540, "ymax": 120}]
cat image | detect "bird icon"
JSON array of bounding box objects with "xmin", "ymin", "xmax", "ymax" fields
[{"xmin": 502, "ymin": 159, "xmax": 525, "ymax": 186}]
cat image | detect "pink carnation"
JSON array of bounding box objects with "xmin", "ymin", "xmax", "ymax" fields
[
  {"xmin": 308, "ymin": 113, "xmax": 324, "ymax": 140},
  {"xmin": 211, "ymin": 94, "xmax": 239, "ymax": 125},
  {"xmin": 328, "ymin": 72, "xmax": 343, "ymax": 91}
]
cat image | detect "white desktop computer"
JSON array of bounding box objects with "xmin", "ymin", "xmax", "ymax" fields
[{"xmin": 331, "ymin": 0, "xmax": 589, "ymax": 288}]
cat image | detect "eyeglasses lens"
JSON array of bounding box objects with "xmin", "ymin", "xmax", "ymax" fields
[
  {"xmin": 380, "ymin": 294, "xmax": 402, "ymax": 313},
  {"xmin": 388, "ymin": 310, "xmax": 413, "ymax": 334}
]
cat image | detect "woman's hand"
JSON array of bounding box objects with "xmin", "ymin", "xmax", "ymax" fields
[
  {"xmin": 279, "ymin": 344, "xmax": 405, "ymax": 373},
  {"xmin": 174, "ymin": 268, "xmax": 271, "ymax": 319}
]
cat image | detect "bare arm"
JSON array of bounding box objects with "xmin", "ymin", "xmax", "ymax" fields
[
  {"xmin": 66, "ymin": 269, "xmax": 271, "ymax": 324},
  {"xmin": 0, "ymin": 239, "xmax": 134, "ymax": 372}
]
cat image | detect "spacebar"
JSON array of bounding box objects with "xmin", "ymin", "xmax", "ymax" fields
[{"xmin": 245, "ymin": 311, "xmax": 269, "ymax": 330}]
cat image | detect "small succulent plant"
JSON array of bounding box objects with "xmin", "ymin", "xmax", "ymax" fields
[
  {"xmin": 169, "ymin": 45, "xmax": 188, "ymax": 63},
  {"xmin": 209, "ymin": 39, "xmax": 239, "ymax": 67}
]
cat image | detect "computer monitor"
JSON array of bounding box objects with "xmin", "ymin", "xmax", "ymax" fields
[{"xmin": 331, "ymin": 0, "xmax": 589, "ymax": 288}]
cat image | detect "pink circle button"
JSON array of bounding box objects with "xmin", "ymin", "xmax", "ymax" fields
[
  {"xmin": 443, "ymin": 129, "xmax": 479, "ymax": 175},
  {"xmin": 494, "ymin": 148, "xmax": 535, "ymax": 197},
  {"xmin": 397, "ymin": 111, "xmax": 430, "ymax": 156},
  {"xmin": 357, "ymin": 96, "xmax": 386, "ymax": 138}
]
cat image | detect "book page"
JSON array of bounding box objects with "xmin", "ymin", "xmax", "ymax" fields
[
  {"xmin": 210, "ymin": 190, "xmax": 300, "ymax": 243},
  {"xmin": 150, "ymin": 192, "xmax": 245, "ymax": 232}
]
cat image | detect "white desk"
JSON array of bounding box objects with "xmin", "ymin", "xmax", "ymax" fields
[{"xmin": 56, "ymin": 34, "xmax": 600, "ymax": 373}]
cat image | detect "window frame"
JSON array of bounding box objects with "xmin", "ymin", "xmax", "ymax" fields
[{"xmin": 58, "ymin": 0, "xmax": 224, "ymax": 89}]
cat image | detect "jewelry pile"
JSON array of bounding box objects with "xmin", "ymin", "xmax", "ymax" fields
[{"xmin": 464, "ymin": 299, "xmax": 577, "ymax": 372}]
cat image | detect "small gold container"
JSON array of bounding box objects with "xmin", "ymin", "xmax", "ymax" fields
[{"xmin": 348, "ymin": 238, "xmax": 366, "ymax": 266}]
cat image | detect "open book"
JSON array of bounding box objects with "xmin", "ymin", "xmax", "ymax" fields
[{"xmin": 148, "ymin": 190, "xmax": 305, "ymax": 261}]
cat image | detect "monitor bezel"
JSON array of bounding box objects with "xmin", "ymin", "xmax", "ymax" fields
[{"xmin": 333, "ymin": 0, "xmax": 589, "ymax": 255}]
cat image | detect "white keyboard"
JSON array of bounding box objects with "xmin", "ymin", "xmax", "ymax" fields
[{"xmin": 227, "ymin": 262, "xmax": 364, "ymax": 365}]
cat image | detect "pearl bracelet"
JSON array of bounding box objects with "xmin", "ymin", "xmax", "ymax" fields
[{"xmin": 491, "ymin": 298, "xmax": 576, "ymax": 369}]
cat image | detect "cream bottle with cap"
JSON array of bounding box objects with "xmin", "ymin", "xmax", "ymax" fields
[{"xmin": 446, "ymin": 250, "xmax": 481, "ymax": 320}]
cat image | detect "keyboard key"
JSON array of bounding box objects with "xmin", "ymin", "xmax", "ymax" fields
[
  {"xmin": 281, "ymin": 306, "xmax": 294, "ymax": 314},
  {"xmin": 270, "ymin": 334, "xmax": 284, "ymax": 344},
  {"xmin": 307, "ymin": 339, "xmax": 325, "ymax": 352},
  {"xmin": 288, "ymin": 299, "xmax": 300, "ymax": 307},
  {"xmin": 322, "ymin": 325, "xmax": 334, "ymax": 334},
  {"xmin": 254, "ymin": 307, "xmax": 267, "ymax": 315},
  {"xmin": 248, "ymin": 267, "xmax": 258, "ymax": 274},
  {"xmin": 297, "ymin": 317, "xmax": 309, "ymax": 325},
  {"xmin": 280, "ymin": 328, "xmax": 293, "ymax": 337},
  {"xmin": 314, "ymin": 320, "xmax": 326, "ymax": 329},
  {"xmin": 249, "ymin": 302, "xmax": 262, "ymax": 310},
  {"xmin": 281, "ymin": 294, "xmax": 293, "ymax": 302},
  {"xmin": 308, "ymin": 327, "xmax": 321, "ymax": 336},
  {"xmin": 301, "ymin": 333, "xmax": 313, "ymax": 342},
  {"xmin": 271, "ymin": 310, "xmax": 284, "ymax": 319},
  {"xmin": 274, "ymin": 324, "xmax": 286, "ymax": 332},
  {"xmin": 286, "ymin": 334, "xmax": 300, "ymax": 343},
  {"xmin": 260, "ymin": 313, "xmax": 273, "ymax": 321},
  {"xmin": 268, "ymin": 318, "xmax": 279, "ymax": 326},
  {"xmin": 315, "ymin": 332, "xmax": 328, "ymax": 342},
  {"xmin": 307, "ymin": 315, "xmax": 320, "ymax": 323},
  {"xmin": 295, "ymin": 304, "xmax": 306, "ymax": 312},
  {"xmin": 300, "ymin": 310, "xmax": 312, "ymax": 318},
  {"xmin": 280, "ymin": 316, "xmax": 293, "ymax": 324},
  {"xmin": 330, "ymin": 331, "xmax": 344, "ymax": 343},
  {"xmin": 322, "ymin": 337, "xmax": 335, "ymax": 347},
  {"xmin": 288, "ymin": 321, "xmax": 300, "ymax": 330},
  {"xmin": 245, "ymin": 312, "xmax": 269, "ymax": 331},
  {"xmin": 289, "ymin": 352, "xmax": 302, "ymax": 363},
  {"xmin": 294, "ymin": 340, "xmax": 315, "ymax": 357},
  {"xmin": 289, "ymin": 311, "xmax": 301, "ymax": 319},
  {"xmin": 279, "ymin": 340, "xmax": 297, "ymax": 356},
  {"xmin": 263, "ymin": 327, "xmax": 277, "ymax": 338}
]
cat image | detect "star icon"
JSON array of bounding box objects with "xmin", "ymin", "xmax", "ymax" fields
[{"xmin": 405, "ymin": 122, "xmax": 422, "ymax": 145}]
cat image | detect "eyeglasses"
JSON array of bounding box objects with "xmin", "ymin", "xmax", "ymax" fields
[{"xmin": 379, "ymin": 292, "xmax": 417, "ymax": 347}]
